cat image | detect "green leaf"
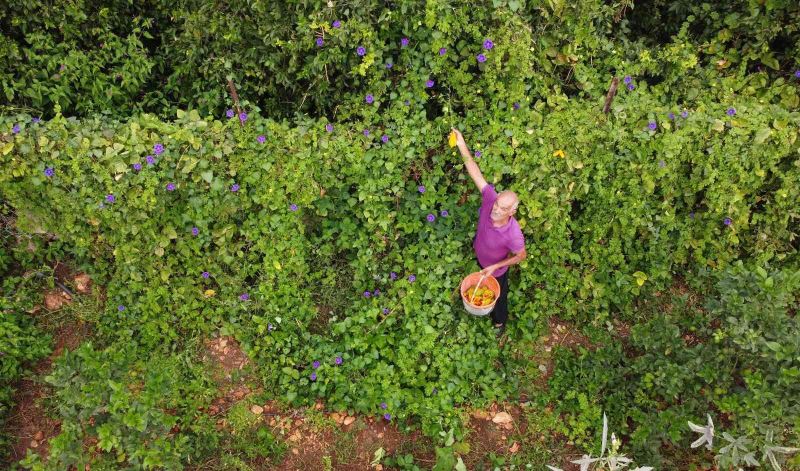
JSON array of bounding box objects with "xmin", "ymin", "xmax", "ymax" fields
[
  {"xmin": 753, "ymin": 127, "xmax": 771, "ymax": 145},
  {"xmin": 201, "ymin": 171, "xmax": 214, "ymax": 183}
]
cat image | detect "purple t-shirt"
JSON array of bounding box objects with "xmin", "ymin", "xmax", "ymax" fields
[{"xmin": 473, "ymin": 185, "xmax": 525, "ymax": 277}]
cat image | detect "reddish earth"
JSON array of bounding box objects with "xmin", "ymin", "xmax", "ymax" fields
[{"xmin": 5, "ymin": 318, "xmax": 89, "ymax": 465}]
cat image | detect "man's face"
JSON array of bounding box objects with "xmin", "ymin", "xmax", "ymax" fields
[{"xmin": 491, "ymin": 198, "xmax": 515, "ymax": 222}]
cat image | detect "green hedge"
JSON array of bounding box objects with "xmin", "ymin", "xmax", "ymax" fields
[{"xmin": 2, "ymin": 72, "xmax": 799, "ymax": 451}]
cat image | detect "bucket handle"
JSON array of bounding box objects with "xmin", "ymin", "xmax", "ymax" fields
[{"xmin": 469, "ymin": 273, "xmax": 487, "ymax": 305}]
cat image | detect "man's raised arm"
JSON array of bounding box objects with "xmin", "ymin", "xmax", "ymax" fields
[{"xmin": 451, "ymin": 128, "xmax": 488, "ymax": 193}]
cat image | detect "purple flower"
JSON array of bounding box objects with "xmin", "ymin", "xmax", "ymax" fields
[
  {"xmin": 231, "ymin": 184, "xmax": 240, "ymax": 192},
  {"xmin": 192, "ymin": 227, "xmax": 199, "ymax": 236},
  {"xmin": 153, "ymin": 143, "xmax": 164, "ymax": 155},
  {"xmin": 32, "ymin": 117, "xmax": 40, "ymax": 123},
  {"xmin": 335, "ymin": 356, "xmax": 343, "ymax": 365},
  {"xmin": 332, "ymin": 20, "xmax": 341, "ymax": 28},
  {"xmin": 290, "ymin": 203, "xmax": 298, "ymax": 212},
  {"xmin": 363, "ymin": 129, "xmax": 370, "ymax": 136},
  {"xmin": 240, "ymin": 293, "xmax": 250, "ymax": 301},
  {"xmin": 357, "ymin": 46, "xmax": 366, "ymax": 56},
  {"xmin": 439, "ymin": 47, "xmax": 447, "ymax": 56},
  {"xmin": 386, "ymin": 62, "xmax": 393, "ymax": 69},
  {"xmin": 427, "ymin": 213, "xmax": 436, "ymax": 222},
  {"xmin": 310, "ymin": 372, "xmax": 317, "ymax": 381},
  {"xmin": 513, "ymin": 102, "xmax": 520, "ymax": 110},
  {"xmin": 316, "ymin": 37, "xmax": 324, "ymax": 47},
  {"xmin": 202, "ymin": 271, "xmax": 210, "ymax": 278},
  {"xmin": 118, "ymin": 305, "xmax": 125, "ymax": 311},
  {"xmin": 426, "ymin": 79, "xmax": 435, "ymax": 88},
  {"xmin": 382, "ymin": 308, "xmax": 389, "ymax": 314},
  {"xmin": 648, "ymin": 121, "xmax": 657, "ymax": 131},
  {"xmin": 401, "ymin": 37, "xmax": 409, "ymax": 47},
  {"xmin": 440, "ymin": 210, "xmax": 449, "ymax": 217},
  {"xmin": 681, "ymin": 110, "xmax": 689, "ymax": 118},
  {"xmin": 474, "ymin": 150, "xmax": 482, "ymax": 158},
  {"xmin": 313, "ymin": 360, "xmax": 321, "ymax": 369},
  {"xmin": 106, "ymin": 194, "xmax": 116, "ymax": 203},
  {"xmin": 658, "ymin": 160, "xmax": 666, "ymax": 168},
  {"xmin": 373, "ymin": 289, "xmax": 381, "ymax": 296},
  {"xmin": 404, "ymin": 100, "xmax": 410, "ymax": 106},
  {"xmin": 418, "ymin": 185, "xmax": 426, "ymax": 193},
  {"xmin": 364, "ymin": 290, "xmax": 371, "ymax": 298},
  {"xmin": 381, "ymin": 134, "xmax": 389, "ymax": 143},
  {"xmin": 627, "ymin": 83, "xmax": 635, "ymax": 91},
  {"xmin": 44, "ymin": 167, "xmax": 54, "ymax": 177},
  {"xmin": 483, "ymin": 39, "xmax": 494, "ymax": 50},
  {"xmin": 166, "ymin": 183, "xmax": 176, "ymax": 191},
  {"xmin": 366, "ymin": 94, "xmax": 374, "ymax": 104},
  {"xmin": 384, "ymin": 413, "xmax": 391, "ymax": 421},
  {"xmin": 794, "ymin": 70, "xmax": 800, "ymax": 78},
  {"xmin": 268, "ymin": 323, "xmax": 274, "ymax": 331},
  {"xmin": 623, "ymin": 75, "xmax": 632, "ymax": 84},
  {"xmin": 668, "ymin": 112, "xmax": 675, "ymax": 120},
  {"xmin": 390, "ymin": 272, "xmax": 397, "ymax": 281},
  {"xmin": 689, "ymin": 212, "xmax": 695, "ymax": 219},
  {"xmin": 226, "ymin": 109, "xmax": 234, "ymax": 118},
  {"xmin": 726, "ymin": 107, "xmax": 736, "ymax": 116},
  {"xmin": 325, "ymin": 123, "xmax": 334, "ymax": 132},
  {"xmin": 724, "ymin": 217, "xmax": 732, "ymax": 226},
  {"xmin": 239, "ymin": 112, "xmax": 248, "ymax": 122},
  {"xmin": 146, "ymin": 155, "xmax": 156, "ymax": 165},
  {"xmin": 12, "ymin": 124, "xmax": 20, "ymax": 134},
  {"xmin": 477, "ymin": 53, "xmax": 487, "ymax": 63},
  {"xmin": 133, "ymin": 163, "xmax": 142, "ymax": 171},
  {"xmin": 380, "ymin": 402, "xmax": 388, "ymax": 409},
  {"xmin": 432, "ymin": 387, "xmax": 438, "ymax": 395},
  {"xmin": 257, "ymin": 135, "xmax": 266, "ymax": 143},
  {"xmin": 408, "ymin": 274, "xmax": 416, "ymax": 282}
]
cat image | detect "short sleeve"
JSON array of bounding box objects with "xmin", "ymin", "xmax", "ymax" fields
[
  {"xmin": 480, "ymin": 185, "xmax": 497, "ymax": 214},
  {"xmin": 508, "ymin": 225, "xmax": 525, "ymax": 253}
]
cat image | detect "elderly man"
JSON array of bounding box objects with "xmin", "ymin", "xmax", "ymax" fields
[{"xmin": 451, "ymin": 128, "xmax": 526, "ymax": 337}]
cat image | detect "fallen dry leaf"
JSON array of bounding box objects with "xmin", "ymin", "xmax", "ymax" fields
[
  {"xmin": 74, "ymin": 273, "xmax": 92, "ymax": 293},
  {"xmin": 492, "ymin": 412, "xmax": 513, "ymax": 424},
  {"xmin": 343, "ymin": 416, "xmax": 356, "ymax": 426},
  {"xmin": 509, "ymin": 442, "xmax": 520, "ymax": 453},
  {"xmin": 250, "ymin": 405, "xmax": 264, "ymax": 415}
]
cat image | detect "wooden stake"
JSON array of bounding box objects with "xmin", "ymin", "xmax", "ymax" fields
[
  {"xmin": 603, "ymin": 77, "xmax": 619, "ymax": 114},
  {"xmin": 227, "ymin": 78, "xmax": 243, "ymax": 126}
]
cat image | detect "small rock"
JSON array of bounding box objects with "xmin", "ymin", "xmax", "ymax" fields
[
  {"xmin": 377, "ymin": 432, "xmax": 384, "ymax": 438},
  {"xmin": 492, "ymin": 412, "xmax": 513, "ymax": 424},
  {"xmin": 34, "ymin": 431, "xmax": 44, "ymax": 441},
  {"xmin": 343, "ymin": 416, "xmax": 356, "ymax": 426},
  {"xmin": 220, "ymin": 339, "xmax": 228, "ymax": 348},
  {"xmin": 538, "ymin": 364, "xmax": 548, "ymax": 374},
  {"xmin": 509, "ymin": 442, "xmax": 520, "ymax": 453},
  {"xmin": 30, "ymin": 439, "xmax": 39, "ymax": 448},
  {"xmin": 544, "ymin": 346, "xmax": 552, "ymax": 352},
  {"xmin": 251, "ymin": 405, "xmax": 264, "ymax": 415},
  {"xmin": 292, "ymin": 448, "xmax": 299, "ymax": 455},
  {"xmin": 233, "ymin": 389, "xmax": 245, "ymax": 399},
  {"xmin": 289, "ymin": 431, "xmax": 302, "ymax": 442},
  {"xmin": 330, "ymin": 412, "xmax": 342, "ymax": 423}
]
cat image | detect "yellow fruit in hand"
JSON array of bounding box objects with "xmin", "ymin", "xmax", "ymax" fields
[{"xmin": 448, "ymin": 131, "xmax": 457, "ymax": 148}]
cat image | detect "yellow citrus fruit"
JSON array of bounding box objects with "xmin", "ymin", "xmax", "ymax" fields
[{"xmin": 448, "ymin": 131, "xmax": 457, "ymax": 148}]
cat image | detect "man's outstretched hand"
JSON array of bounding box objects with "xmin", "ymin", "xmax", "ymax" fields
[{"xmin": 450, "ymin": 128, "xmax": 466, "ymax": 151}]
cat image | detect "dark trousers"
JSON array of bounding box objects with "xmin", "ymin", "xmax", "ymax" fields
[{"xmin": 477, "ymin": 260, "xmax": 510, "ymax": 326}]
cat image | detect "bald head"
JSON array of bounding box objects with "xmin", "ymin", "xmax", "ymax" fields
[{"xmin": 497, "ymin": 190, "xmax": 519, "ymax": 212}]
